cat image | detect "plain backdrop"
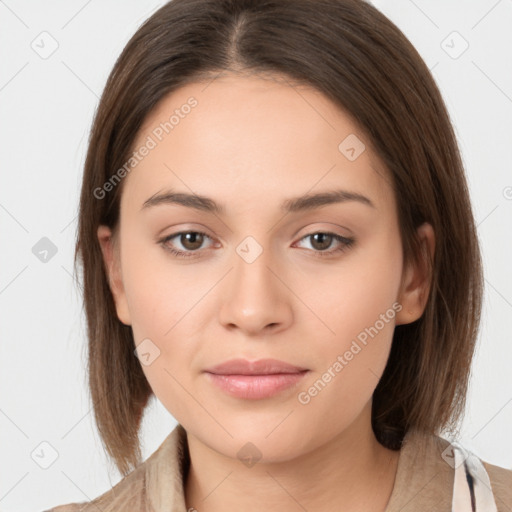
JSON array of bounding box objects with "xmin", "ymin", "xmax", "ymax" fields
[{"xmin": 1, "ymin": 1, "xmax": 511, "ymax": 510}]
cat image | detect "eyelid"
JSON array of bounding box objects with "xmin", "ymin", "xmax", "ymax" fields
[{"xmin": 293, "ymin": 221, "xmax": 354, "ymax": 239}]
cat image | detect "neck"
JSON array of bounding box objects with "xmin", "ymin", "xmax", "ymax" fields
[{"xmin": 183, "ymin": 402, "xmax": 400, "ymax": 512}]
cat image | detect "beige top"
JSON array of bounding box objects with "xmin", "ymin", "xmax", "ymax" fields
[{"xmin": 45, "ymin": 423, "xmax": 512, "ymax": 512}]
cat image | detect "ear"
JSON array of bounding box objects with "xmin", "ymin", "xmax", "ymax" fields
[
  {"xmin": 395, "ymin": 222, "xmax": 435, "ymax": 326},
  {"xmin": 97, "ymin": 225, "xmax": 132, "ymax": 326}
]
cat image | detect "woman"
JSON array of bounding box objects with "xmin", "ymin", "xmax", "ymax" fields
[{"xmin": 46, "ymin": 0, "xmax": 512, "ymax": 510}]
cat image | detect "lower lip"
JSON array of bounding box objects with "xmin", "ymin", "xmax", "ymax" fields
[{"xmin": 205, "ymin": 371, "xmax": 309, "ymax": 399}]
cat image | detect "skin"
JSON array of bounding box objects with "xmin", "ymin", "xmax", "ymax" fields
[{"xmin": 98, "ymin": 72, "xmax": 435, "ymax": 512}]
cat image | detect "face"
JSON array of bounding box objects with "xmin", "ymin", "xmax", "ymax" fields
[{"xmin": 98, "ymin": 72, "xmax": 433, "ymax": 462}]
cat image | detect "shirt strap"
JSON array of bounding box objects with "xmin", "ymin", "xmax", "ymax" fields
[{"xmin": 451, "ymin": 443, "xmax": 498, "ymax": 512}]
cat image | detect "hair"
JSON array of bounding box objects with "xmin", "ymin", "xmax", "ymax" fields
[{"xmin": 73, "ymin": 0, "xmax": 483, "ymax": 477}]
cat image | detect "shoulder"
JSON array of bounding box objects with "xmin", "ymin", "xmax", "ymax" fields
[
  {"xmin": 482, "ymin": 459, "xmax": 512, "ymax": 512},
  {"xmin": 429, "ymin": 432, "xmax": 512, "ymax": 512},
  {"xmin": 44, "ymin": 424, "xmax": 188, "ymax": 512},
  {"xmin": 386, "ymin": 428, "xmax": 511, "ymax": 511},
  {"xmin": 43, "ymin": 462, "xmax": 148, "ymax": 512},
  {"xmin": 385, "ymin": 428, "xmax": 455, "ymax": 510},
  {"xmin": 43, "ymin": 506, "xmax": 85, "ymax": 512}
]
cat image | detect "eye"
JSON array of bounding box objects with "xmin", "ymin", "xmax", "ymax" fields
[
  {"xmin": 159, "ymin": 230, "xmax": 214, "ymax": 258},
  {"xmin": 294, "ymin": 232, "xmax": 355, "ymax": 258},
  {"xmin": 159, "ymin": 230, "xmax": 355, "ymax": 259}
]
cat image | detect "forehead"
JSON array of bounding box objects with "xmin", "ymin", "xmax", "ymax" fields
[{"xmin": 123, "ymin": 73, "xmax": 392, "ymax": 217}]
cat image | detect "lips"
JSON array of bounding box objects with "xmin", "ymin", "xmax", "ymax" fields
[
  {"xmin": 203, "ymin": 358, "xmax": 310, "ymax": 399},
  {"xmin": 204, "ymin": 358, "xmax": 308, "ymax": 376}
]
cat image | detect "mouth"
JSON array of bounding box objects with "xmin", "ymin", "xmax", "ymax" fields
[{"xmin": 203, "ymin": 358, "xmax": 310, "ymax": 399}]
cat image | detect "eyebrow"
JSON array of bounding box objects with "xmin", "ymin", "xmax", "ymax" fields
[{"xmin": 141, "ymin": 188, "xmax": 376, "ymax": 214}]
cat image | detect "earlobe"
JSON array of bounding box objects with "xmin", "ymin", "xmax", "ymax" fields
[
  {"xmin": 395, "ymin": 222, "xmax": 435, "ymax": 326},
  {"xmin": 97, "ymin": 225, "xmax": 132, "ymax": 326}
]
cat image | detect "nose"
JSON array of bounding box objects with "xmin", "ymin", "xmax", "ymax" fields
[{"xmin": 218, "ymin": 240, "xmax": 293, "ymax": 336}]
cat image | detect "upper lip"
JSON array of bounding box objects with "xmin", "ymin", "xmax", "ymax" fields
[{"xmin": 204, "ymin": 358, "xmax": 308, "ymax": 375}]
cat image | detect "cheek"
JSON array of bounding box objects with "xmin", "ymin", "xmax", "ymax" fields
[
  {"xmin": 301, "ymin": 233, "xmax": 403, "ymax": 394},
  {"xmin": 125, "ymin": 269, "xmax": 201, "ymax": 424},
  {"xmin": 304, "ymin": 233, "xmax": 403, "ymax": 342},
  {"xmin": 120, "ymin": 228, "xmax": 206, "ymax": 337},
  {"xmin": 119, "ymin": 232, "xmax": 213, "ymax": 413}
]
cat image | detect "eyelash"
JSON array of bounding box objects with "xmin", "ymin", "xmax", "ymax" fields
[{"xmin": 159, "ymin": 230, "xmax": 355, "ymax": 259}]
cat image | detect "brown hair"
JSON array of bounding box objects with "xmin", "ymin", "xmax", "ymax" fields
[{"xmin": 74, "ymin": 0, "xmax": 483, "ymax": 476}]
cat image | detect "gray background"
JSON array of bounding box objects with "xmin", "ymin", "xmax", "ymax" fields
[{"xmin": 1, "ymin": 1, "xmax": 511, "ymax": 510}]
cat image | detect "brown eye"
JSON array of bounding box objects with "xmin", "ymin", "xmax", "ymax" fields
[
  {"xmin": 309, "ymin": 232, "xmax": 335, "ymax": 251},
  {"xmin": 295, "ymin": 231, "xmax": 355, "ymax": 258},
  {"xmin": 179, "ymin": 232, "xmax": 205, "ymax": 251},
  {"xmin": 160, "ymin": 230, "xmax": 213, "ymax": 258}
]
